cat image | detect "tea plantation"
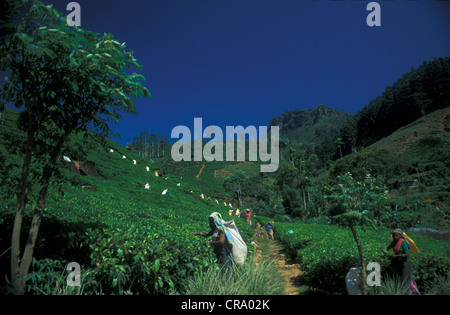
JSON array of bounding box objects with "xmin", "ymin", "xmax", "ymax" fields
[
  {"xmin": 1, "ymin": 110, "xmax": 449, "ymax": 295},
  {"xmin": 0, "ymin": 116, "xmax": 255, "ymax": 294},
  {"xmin": 263, "ymin": 219, "xmax": 450, "ymax": 294}
]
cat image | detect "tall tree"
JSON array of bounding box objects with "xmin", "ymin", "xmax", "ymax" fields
[
  {"xmin": 223, "ymin": 170, "xmax": 249, "ymax": 208},
  {"xmin": 159, "ymin": 133, "xmax": 168, "ymax": 158},
  {"xmin": 0, "ymin": 0, "xmax": 150, "ymax": 294},
  {"xmin": 410, "ymin": 92, "xmax": 433, "ymax": 123},
  {"xmin": 132, "ymin": 135, "xmax": 143, "ymax": 156},
  {"xmin": 0, "ymin": 101, "xmax": 5, "ymax": 126},
  {"xmin": 334, "ymin": 137, "xmax": 344, "ymax": 159},
  {"xmin": 324, "ymin": 173, "xmax": 390, "ymax": 295},
  {"xmin": 149, "ymin": 133, "xmax": 156, "ymax": 158},
  {"xmin": 156, "ymin": 131, "xmax": 163, "ymax": 157},
  {"xmin": 140, "ymin": 131, "xmax": 149, "ymax": 157}
]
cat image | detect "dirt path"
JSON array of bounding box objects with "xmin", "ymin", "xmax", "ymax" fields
[
  {"xmin": 256, "ymin": 237, "xmax": 303, "ymax": 295},
  {"xmin": 196, "ymin": 163, "xmax": 206, "ymax": 179}
]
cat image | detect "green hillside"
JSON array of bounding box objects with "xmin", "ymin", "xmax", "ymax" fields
[
  {"xmin": 0, "ymin": 109, "xmax": 255, "ymax": 295},
  {"xmin": 330, "ymin": 106, "xmax": 450, "ymax": 230},
  {"xmin": 1, "ymin": 80, "xmax": 449, "ymax": 296},
  {"xmin": 269, "ymin": 104, "xmax": 354, "ymax": 164},
  {"xmin": 1, "ymin": 104, "xmax": 449, "ymax": 295},
  {"xmin": 270, "ymin": 104, "xmax": 353, "ymax": 144}
]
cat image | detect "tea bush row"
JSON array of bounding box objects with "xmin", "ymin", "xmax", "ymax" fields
[
  {"xmin": 273, "ymin": 222, "xmax": 449, "ymax": 294},
  {"xmin": 5, "ymin": 163, "xmax": 253, "ymax": 295}
]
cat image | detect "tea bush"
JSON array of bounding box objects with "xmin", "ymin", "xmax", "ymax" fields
[
  {"xmin": 273, "ymin": 221, "xmax": 449, "ymax": 294},
  {"xmin": 0, "ymin": 139, "xmax": 255, "ymax": 295},
  {"xmin": 42, "ymin": 181, "xmax": 253, "ymax": 295}
]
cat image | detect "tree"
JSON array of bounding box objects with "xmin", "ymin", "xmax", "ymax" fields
[
  {"xmin": 0, "ymin": 0, "xmax": 150, "ymax": 294},
  {"xmin": 0, "ymin": 101, "xmax": 5, "ymax": 126},
  {"xmin": 156, "ymin": 131, "xmax": 163, "ymax": 157},
  {"xmin": 410, "ymin": 92, "xmax": 433, "ymax": 123},
  {"xmin": 324, "ymin": 172, "xmax": 390, "ymax": 295},
  {"xmin": 132, "ymin": 135, "xmax": 144, "ymax": 156},
  {"xmin": 334, "ymin": 137, "xmax": 344, "ymax": 159},
  {"xmin": 140, "ymin": 131, "xmax": 150, "ymax": 157},
  {"xmin": 223, "ymin": 170, "xmax": 249, "ymax": 208},
  {"xmin": 149, "ymin": 133, "xmax": 156, "ymax": 158},
  {"xmin": 159, "ymin": 133, "xmax": 168, "ymax": 158},
  {"xmin": 275, "ymin": 163, "xmax": 298, "ymax": 189}
]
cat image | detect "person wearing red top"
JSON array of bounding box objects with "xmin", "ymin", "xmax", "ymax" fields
[
  {"xmin": 383, "ymin": 229, "xmax": 419, "ymax": 294},
  {"xmin": 243, "ymin": 209, "xmax": 254, "ymax": 225}
]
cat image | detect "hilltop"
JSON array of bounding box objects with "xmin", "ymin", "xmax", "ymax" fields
[
  {"xmin": 268, "ymin": 104, "xmax": 353, "ymax": 165},
  {"xmin": 270, "ymin": 104, "xmax": 353, "ymax": 143}
]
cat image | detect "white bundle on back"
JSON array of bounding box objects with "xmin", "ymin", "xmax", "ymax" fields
[{"xmin": 224, "ymin": 220, "xmax": 247, "ymax": 266}]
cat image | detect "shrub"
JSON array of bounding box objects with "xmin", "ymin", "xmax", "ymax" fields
[
  {"xmin": 424, "ymin": 271, "xmax": 450, "ymax": 295},
  {"xmin": 274, "ymin": 222, "xmax": 450, "ymax": 294},
  {"xmin": 184, "ymin": 256, "xmax": 284, "ymax": 295}
]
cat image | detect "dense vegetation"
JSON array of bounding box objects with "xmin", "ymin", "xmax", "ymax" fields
[
  {"xmin": 2, "ymin": 98, "xmax": 449, "ymax": 295},
  {"xmin": 270, "ymin": 221, "xmax": 449, "ymax": 295},
  {"xmin": 0, "ymin": 0, "xmax": 448, "ymax": 296},
  {"xmin": 346, "ymin": 57, "xmax": 450, "ymax": 149},
  {"xmin": 269, "ymin": 104, "xmax": 354, "ymax": 165},
  {"xmin": 0, "ymin": 110, "xmax": 255, "ymax": 294}
]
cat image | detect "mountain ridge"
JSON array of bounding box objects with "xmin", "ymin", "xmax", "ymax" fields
[{"xmin": 269, "ymin": 104, "xmax": 353, "ymax": 144}]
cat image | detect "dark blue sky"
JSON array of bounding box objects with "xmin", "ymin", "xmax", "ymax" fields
[{"xmin": 43, "ymin": 0, "xmax": 449, "ymax": 146}]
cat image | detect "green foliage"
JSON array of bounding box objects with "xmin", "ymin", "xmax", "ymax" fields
[
  {"xmin": 424, "ymin": 271, "xmax": 450, "ymax": 295},
  {"xmin": 1, "ymin": 165, "xmax": 255, "ymax": 294},
  {"xmin": 1, "ymin": 0, "xmax": 151, "ymax": 141},
  {"xmin": 351, "ymin": 57, "xmax": 450, "ymax": 147},
  {"xmin": 0, "ymin": 108, "xmax": 256, "ymax": 294},
  {"xmin": 270, "ymin": 104, "xmax": 354, "ymax": 165},
  {"xmin": 25, "ymin": 258, "xmax": 99, "ymax": 295},
  {"xmin": 329, "ymin": 148, "xmax": 408, "ymax": 185},
  {"xmin": 374, "ymin": 275, "xmax": 411, "ymax": 295},
  {"xmin": 184, "ymin": 256, "xmax": 284, "ymax": 295},
  {"xmin": 324, "ymin": 172, "xmax": 390, "ymax": 228},
  {"xmin": 412, "ymin": 253, "xmax": 450, "ymax": 290},
  {"xmin": 223, "ymin": 170, "xmax": 249, "ymax": 208},
  {"xmin": 274, "ymin": 222, "xmax": 450, "ymax": 294},
  {"xmin": 1, "ymin": 7, "xmax": 448, "ymax": 294},
  {"xmin": 0, "ymin": 0, "xmax": 152, "ymax": 294},
  {"xmin": 330, "ymin": 107, "xmax": 450, "ymax": 230}
]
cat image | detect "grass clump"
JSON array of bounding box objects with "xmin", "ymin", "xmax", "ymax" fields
[{"xmin": 184, "ymin": 256, "xmax": 284, "ymax": 295}]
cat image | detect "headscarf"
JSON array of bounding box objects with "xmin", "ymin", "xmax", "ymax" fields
[
  {"xmin": 391, "ymin": 228, "xmax": 411, "ymax": 247},
  {"xmin": 209, "ymin": 212, "xmax": 233, "ymax": 244},
  {"xmin": 391, "ymin": 228, "xmax": 402, "ymax": 236}
]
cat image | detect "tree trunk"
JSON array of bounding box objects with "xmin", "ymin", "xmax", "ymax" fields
[
  {"xmin": 350, "ymin": 225, "xmax": 367, "ymax": 295},
  {"xmin": 237, "ymin": 186, "xmax": 242, "ymax": 208},
  {"xmin": 302, "ymin": 188, "xmax": 307, "ymax": 210},
  {"xmin": 19, "ymin": 162, "xmax": 53, "ymax": 286},
  {"xmin": 11, "ymin": 110, "xmax": 35, "ymax": 295},
  {"xmin": 0, "ymin": 107, "xmax": 5, "ymax": 126},
  {"xmin": 11, "ymin": 115, "xmax": 63, "ymax": 294}
]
